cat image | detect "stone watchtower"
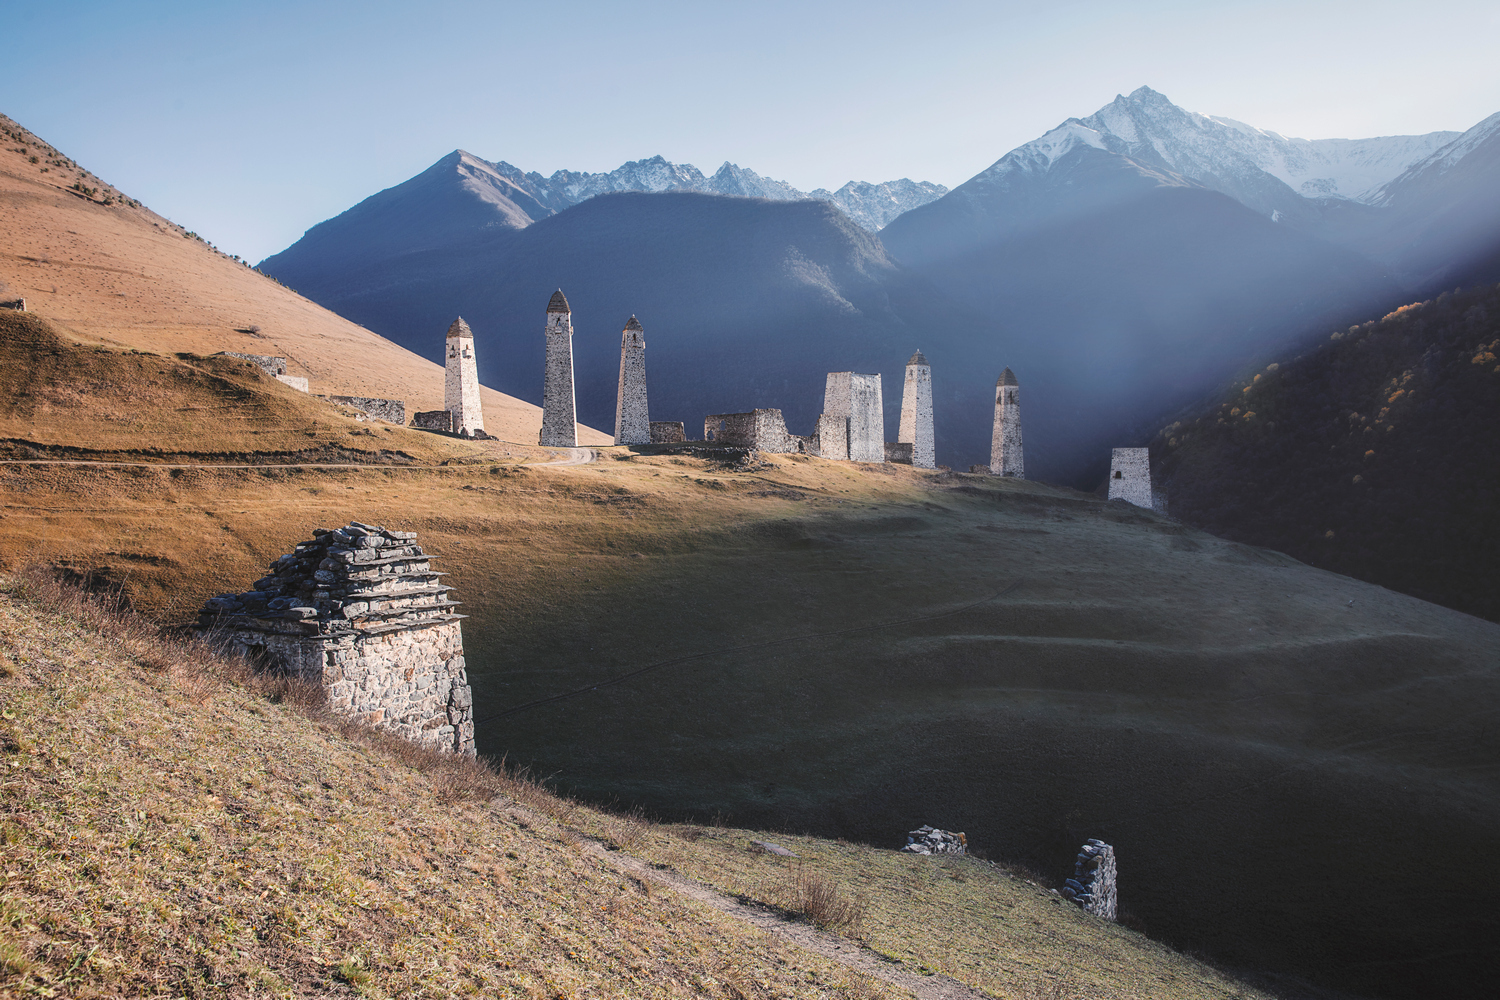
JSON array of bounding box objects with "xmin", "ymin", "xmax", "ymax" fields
[
  {"xmin": 990, "ymin": 367, "xmax": 1023, "ymax": 477},
  {"xmin": 444, "ymin": 318, "xmax": 484, "ymax": 438},
  {"xmin": 198, "ymin": 523, "xmax": 475, "ymax": 756},
  {"xmin": 1108, "ymin": 448, "xmax": 1154, "ymax": 508},
  {"xmin": 819, "ymin": 372, "xmax": 885, "ymax": 462},
  {"xmin": 899, "ymin": 350, "xmax": 935, "ymax": 469},
  {"xmin": 614, "ymin": 315, "xmax": 650, "ymax": 445},
  {"xmin": 539, "ymin": 289, "xmax": 578, "ymax": 447}
]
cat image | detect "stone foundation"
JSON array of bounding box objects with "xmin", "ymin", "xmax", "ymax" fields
[{"xmin": 322, "ymin": 395, "xmax": 406, "ymax": 424}]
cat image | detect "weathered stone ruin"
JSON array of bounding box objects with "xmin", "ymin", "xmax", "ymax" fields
[
  {"xmin": 0, "ymin": 297, "xmax": 25, "ymax": 311},
  {"xmin": 197, "ymin": 522, "xmax": 475, "ymax": 756},
  {"xmin": 1108, "ymin": 447, "xmax": 1154, "ymax": 508},
  {"xmin": 650, "ymin": 421, "xmax": 686, "ymax": 443},
  {"xmin": 411, "ymin": 410, "xmax": 453, "ymax": 433},
  {"xmin": 1061, "ymin": 839, "xmax": 1117, "ymax": 920},
  {"xmin": 990, "ymin": 367, "xmax": 1024, "ymax": 477},
  {"xmin": 902, "ymin": 826, "xmax": 967, "ymax": 856},
  {"xmin": 322, "ymin": 395, "xmax": 406, "ymax": 425},
  {"xmin": 444, "ymin": 317, "xmax": 485, "ymax": 438},
  {"xmin": 704, "ymin": 409, "xmax": 798, "ymax": 453},
  {"xmin": 615, "ymin": 315, "xmax": 650, "ymax": 445},
  {"xmin": 540, "ymin": 289, "xmax": 578, "ymax": 447},
  {"xmin": 899, "ymin": 350, "xmax": 936, "ymax": 468},
  {"xmin": 884, "ymin": 441, "xmax": 914, "ymax": 464},
  {"xmin": 216, "ymin": 351, "xmax": 308, "ymax": 392},
  {"xmin": 820, "ymin": 372, "xmax": 885, "ymax": 462}
]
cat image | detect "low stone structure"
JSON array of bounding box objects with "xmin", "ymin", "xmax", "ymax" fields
[
  {"xmin": 704, "ymin": 409, "xmax": 796, "ymax": 453},
  {"xmin": 540, "ymin": 290, "xmax": 578, "ymax": 447},
  {"xmin": 615, "ymin": 315, "xmax": 650, "ymax": 445},
  {"xmin": 0, "ymin": 298, "xmax": 25, "ymax": 311},
  {"xmin": 1108, "ymin": 447, "xmax": 1154, "ymax": 508},
  {"xmin": 902, "ymin": 826, "xmax": 967, "ymax": 856},
  {"xmin": 990, "ymin": 367, "xmax": 1023, "ymax": 477},
  {"xmin": 885, "ymin": 441, "xmax": 914, "ymax": 464},
  {"xmin": 1061, "ymin": 839, "xmax": 1117, "ymax": 920},
  {"xmin": 899, "ymin": 350, "xmax": 936, "ymax": 468},
  {"xmin": 411, "ymin": 410, "xmax": 453, "ymax": 433},
  {"xmin": 649, "ymin": 421, "xmax": 686, "ymax": 443},
  {"xmin": 198, "ymin": 522, "xmax": 474, "ymax": 756},
  {"xmin": 215, "ymin": 352, "xmax": 308, "ymax": 392},
  {"xmin": 321, "ymin": 395, "xmax": 406, "ymax": 425},
  {"xmin": 820, "ymin": 372, "xmax": 884, "ymax": 462}
]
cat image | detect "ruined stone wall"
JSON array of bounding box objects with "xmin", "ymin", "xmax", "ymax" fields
[
  {"xmin": 815, "ymin": 413, "xmax": 848, "ymax": 460},
  {"xmin": 614, "ymin": 320, "xmax": 650, "ymax": 445},
  {"xmin": 219, "ymin": 351, "xmax": 287, "ymax": 376},
  {"xmin": 885, "ymin": 441, "xmax": 914, "ymax": 464},
  {"xmin": 200, "ymin": 522, "xmax": 475, "ymax": 756},
  {"xmin": 649, "ymin": 421, "xmax": 686, "ymax": 443},
  {"xmin": 899, "ymin": 360, "xmax": 935, "ymax": 468},
  {"xmin": 990, "ymin": 374, "xmax": 1024, "ymax": 477},
  {"xmin": 411, "ymin": 410, "xmax": 453, "ymax": 433},
  {"xmin": 0, "ymin": 298, "xmax": 26, "ymax": 311},
  {"xmin": 822, "ymin": 372, "xmax": 884, "ymax": 462},
  {"xmin": 703, "ymin": 409, "xmax": 794, "ymax": 453},
  {"xmin": 1108, "ymin": 448, "xmax": 1154, "ymax": 508},
  {"xmin": 322, "ymin": 395, "xmax": 406, "ymax": 425},
  {"xmin": 444, "ymin": 319, "xmax": 484, "ymax": 438},
  {"xmin": 1062, "ymin": 840, "xmax": 1117, "ymax": 921},
  {"xmin": 540, "ymin": 298, "xmax": 578, "ymax": 447}
]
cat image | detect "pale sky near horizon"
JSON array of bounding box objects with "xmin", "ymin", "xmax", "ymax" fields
[{"xmin": 4, "ymin": 0, "xmax": 1498, "ymax": 263}]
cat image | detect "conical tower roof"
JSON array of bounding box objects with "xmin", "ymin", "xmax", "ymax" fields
[
  {"xmin": 997, "ymin": 367, "xmax": 1018, "ymax": 386},
  {"xmin": 624, "ymin": 315, "xmax": 643, "ymax": 332},
  {"xmin": 546, "ymin": 289, "xmax": 571, "ymax": 314},
  {"xmin": 907, "ymin": 350, "xmax": 928, "ymax": 366},
  {"xmin": 447, "ymin": 317, "xmax": 473, "ymax": 339}
]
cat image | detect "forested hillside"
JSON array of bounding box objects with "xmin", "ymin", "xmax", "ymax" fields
[{"xmin": 1155, "ymin": 283, "xmax": 1500, "ymax": 620}]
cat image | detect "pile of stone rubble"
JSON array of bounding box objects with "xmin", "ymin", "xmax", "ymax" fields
[
  {"xmin": 902, "ymin": 825, "xmax": 967, "ymax": 855},
  {"xmin": 199, "ymin": 522, "xmax": 460, "ymax": 633},
  {"xmin": 1061, "ymin": 839, "xmax": 1117, "ymax": 920}
]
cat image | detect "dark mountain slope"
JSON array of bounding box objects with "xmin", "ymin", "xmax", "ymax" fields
[
  {"xmin": 1155, "ymin": 283, "xmax": 1500, "ymax": 621},
  {"xmin": 881, "ymin": 144, "xmax": 1402, "ymax": 485}
]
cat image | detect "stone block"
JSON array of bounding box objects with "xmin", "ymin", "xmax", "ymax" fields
[{"xmin": 650, "ymin": 421, "xmax": 686, "ymax": 444}]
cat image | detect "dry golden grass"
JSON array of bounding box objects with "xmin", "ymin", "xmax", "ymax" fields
[
  {"xmin": 0, "ymin": 112, "xmax": 610, "ymax": 446},
  {"xmin": 0, "ymin": 572, "xmax": 926, "ymax": 999}
]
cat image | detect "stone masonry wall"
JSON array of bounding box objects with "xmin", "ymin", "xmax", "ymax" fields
[
  {"xmin": 444, "ymin": 318, "xmax": 484, "ymax": 438},
  {"xmin": 322, "ymin": 396, "xmax": 406, "ymax": 424},
  {"xmin": 815, "ymin": 412, "xmax": 848, "ymax": 460},
  {"xmin": 885, "ymin": 441, "xmax": 914, "ymax": 464},
  {"xmin": 703, "ymin": 409, "xmax": 795, "ymax": 453},
  {"xmin": 411, "ymin": 410, "xmax": 453, "ymax": 433},
  {"xmin": 615, "ymin": 318, "xmax": 650, "ymax": 445},
  {"xmin": 990, "ymin": 372, "xmax": 1024, "ymax": 477},
  {"xmin": 1062, "ymin": 839, "xmax": 1118, "ymax": 921},
  {"xmin": 650, "ymin": 421, "xmax": 686, "ymax": 443},
  {"xmin": 1108, "ymin": 448, "xmax": 1154, "ymax": 508},
  {"xmin": 199, "ymin": 522, "xmax": 475, "ymax": 756},
  {"xmin": 219, "ymin": 351, "xmax": 287, "ymax": 376},
  {"xmin": 540, "ymin": 293, "xmax": 578, "ymax": 447},
  {"xmin": 822, "ymin": 372, "xmax": 884, "ymax": 462},
  {"xmin": 0, "ymin": 298, "xmax": 26, "ymax": 311},
  {"xmin": 899, "ymin": 357, "xmax": 935, "ymax": 468}
]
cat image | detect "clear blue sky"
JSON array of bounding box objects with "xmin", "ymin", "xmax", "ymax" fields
[{"xmin": 5, "ymin": 0, "xmax": 1498, "ymax": 263}]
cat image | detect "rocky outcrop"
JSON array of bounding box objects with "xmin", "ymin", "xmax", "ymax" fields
[{"xmin": 902, "ymin": 826, "xmax": 967, "ymax": 856}]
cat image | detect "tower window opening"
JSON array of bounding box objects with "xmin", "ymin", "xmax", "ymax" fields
[{"xmin": 1114, "ymin": 470, "xmax": 1122, "ymax": 479}]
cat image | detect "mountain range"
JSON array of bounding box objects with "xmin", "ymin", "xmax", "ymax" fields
[{"xmin": 260, "ymin": 87, "xmax": 1500, "ymax": 485}]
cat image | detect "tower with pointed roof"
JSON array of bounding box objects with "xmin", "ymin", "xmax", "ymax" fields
[
  {"xmin": 990, "ymin": 367, "xmax": 1023, "ymax": 477},
  {"xmin": 614, "ymin": 315, "xmax": 650, "ymax": 445},
  {"xmin": 539, "ymin": 289, "xmax": 578, "ymax": 447},
  {"xmin": 444, "ymin": 317, "xmax": 484, "ymax": 438},
  {"xmin": 899, "ymin": 350, "xmax": 935, "ymax": 469}
]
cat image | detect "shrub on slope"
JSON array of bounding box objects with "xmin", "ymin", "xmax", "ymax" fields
[{"xmin": 1155, "ymin": 283, "xmax": 1500, "ymax": 620}]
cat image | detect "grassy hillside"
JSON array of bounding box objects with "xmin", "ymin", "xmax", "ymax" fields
[
  {"xmin": 1153, "ymin": 282, "xmax": 1500, "ymax": 621},
  {"xmin": 0, "ymin": 112, "xmax": 610, "ymax": 446},
  {"xmin": 0, "ymin": 574, "xmax": 1269, "ymax": 999}
]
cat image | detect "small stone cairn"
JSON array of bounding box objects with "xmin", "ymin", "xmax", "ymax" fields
[
  {"xmin": 902, "ymin": 825, "xmax": 967, "ymax": 856},
  {"xmin": 198, "ymin": 522, "xmax": 475, "ymax": 755},
  {"xmin": 1061, "ymin": 839, "xmax": 1117, "ymax": 920}
]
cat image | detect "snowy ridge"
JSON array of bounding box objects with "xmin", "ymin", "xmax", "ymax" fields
[
  {"xmin": 972, "ymin": 86, "xmax": 1460, "ymax": 212},
  {"xmin": 1369, "ymin": 110, "xmax": 1500, "ymax": 205},
  {"xmin": 468, "ymin": 153, "xmax": 945, "ymax": 230}
]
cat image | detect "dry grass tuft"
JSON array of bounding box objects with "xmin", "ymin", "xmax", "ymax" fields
[{"xmin": 776, "ymin": 865, "xmax": 866, "ymax": 934}]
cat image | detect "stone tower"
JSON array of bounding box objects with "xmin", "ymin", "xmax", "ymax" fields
[
  {"xmin": 899, "ymin": 350, "xmax": 935, "ymax": 469},
  {"xmin": 539, "ymin": 289, "xmax": 578, "ymax": 447},
  {"xmin": 614, "ymin": 315, "xmax": 650, "ymax": 445},
  {"xmin": 444, "ymin": 318, "xmax": 484, "ymax": 438},
  {"xmin": 1108, "ymin": 448, "xmax": 1154, "ymax": 508},
  {"xmin": 990, "ymin": 367, "xmax": 1023, "ymax": 477},
  {"xmin": 820, "ymin": 372, "xmax": 885, "ymax": 462}
]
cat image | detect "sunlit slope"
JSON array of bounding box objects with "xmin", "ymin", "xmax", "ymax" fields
[
  {"xmin": 1, "ymin": 447, "xmax": 1494, "ymax": 999},
  {"xmin": 0, "ymin": 113, "xmax": 609, "ymax": 445}
]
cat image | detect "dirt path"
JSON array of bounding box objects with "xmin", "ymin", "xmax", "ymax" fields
[
  {"xmin": 0, "ymin": 446, "xmax": 597, "ymax": 470},
  {"xmin": 580, "ymin": 839, "xmax": 990, "ymax": 999}
]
